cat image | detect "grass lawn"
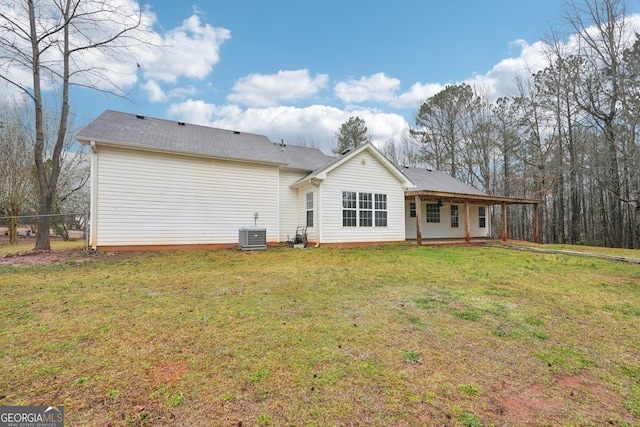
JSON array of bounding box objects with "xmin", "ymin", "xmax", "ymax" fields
[
  {"xmin": 0, "ymin": 237, "xmax": 86, "ymax": 256},
  {"xmin": 1, "ymin": 244, "xmax": 639, "ymax": 426}
]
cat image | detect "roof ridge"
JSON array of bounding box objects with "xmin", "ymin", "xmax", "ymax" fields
[{"xmin": 102, "ymin": 110, "xmax": 272, "ymax": 140}]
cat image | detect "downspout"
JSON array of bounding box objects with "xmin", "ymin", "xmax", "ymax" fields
[
  {"xmin": 315, "ymin": 180, "xmax": 322, "ymax": 247},
  {"xmin": 276, "ymin": 168, "xmax": 281, "ymax": 243},
  {"xmin": 89, "ymin": 141, "xmax": 98, "ymax": 249}
]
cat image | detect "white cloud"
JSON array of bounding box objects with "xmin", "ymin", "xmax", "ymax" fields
[
  {"xmin": 0, "ymin": 1, "xmax": 230, "ymax": 99},
  {"xmin": 140, "ymin": 80, "xmax": 166, "ymax": 102},
  {"xmin": 139, "ymin": 15, "xmax": 230, "ymax": 84},
  {"xmin": 168, "ymin": 100, "xmax": 409, "ymax": 153},
  {"xmin": 335, "ymin": 73, "xmax": 401, "ymax": 103},
  {"xmin": 462, "ymin": 14, "xmax": 640, "ymax": 98},
  {"xmin": 0, "ymin": 0, "xmax": 151, "ymax": 94},
  {"xmin": 393, "ymin": 82, "xmax": 446, "ymax": 108},
  {"xmin": 226, "ymin": 70, "xmax": 329, "ymax": 107},
  {"xmin": 141, "ymin": 79, "xmax": 197, "ymax": 103},
  {"xmin": 332, "ymin": 74, "xmax": 442, "ymax": 110},
  {"xmin": 463, "ymin": 39, "xmax": 549, "ymax": 98}
]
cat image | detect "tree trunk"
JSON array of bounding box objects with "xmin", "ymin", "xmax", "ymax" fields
[
  {"xmin": 35, "ymin": 190, "xmax": 54, "ymax": 250},
  {"xmin": 8, "ymin": 204, "xmax": 18, "ymax": 244},
  {"xmin": 604, "ymin": 120, "xmax": 623, "ymax": 247}
]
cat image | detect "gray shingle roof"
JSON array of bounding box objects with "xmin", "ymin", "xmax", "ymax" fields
[
  {"xmin": 400, "ymin": 167, "xmax": 486, "ymax": 196},
  {"xmin": 76, "ymin": 110, "xmax": 290, "ymax": 165},
  {"xmin": 277, "ymin": 143, "xmax": 335, "ymax": 171},
  {"xmin": 76, "ymin": 111, "xmax": 485, "ymax": 197}
]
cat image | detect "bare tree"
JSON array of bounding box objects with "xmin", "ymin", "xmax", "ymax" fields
[
  {"xmin": 397, "ymin": 128, "xmax": 421, "ymax": 167},
  {"xmin": 561, "ymin": 0, "xmax": 631, "ymax": 247},
  {"xmin": 380, "ymin": 138, "xmax": 399, "ymax": 165},
  {"xmin": 413, "ymin": 84, "xmax": 474, "ymax": 178},
  {"xmin": 0, "ymin": 98, "xmax": 33, "ymax": 243},
  {"xmin": 621, "ymin": 35, "xmax": 640, "ymax": 248},
  {"xmin": 463, "ymin": 87, "xmax": 496, "ymax": 193},
  {"xmin": 0, "ymin": 0, "xmax": 147, "ymax": 250}
]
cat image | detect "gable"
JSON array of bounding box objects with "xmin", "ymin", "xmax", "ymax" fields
[{"xmin": 291, "ymin": 143, "xmax": 414, "ymax": 189}]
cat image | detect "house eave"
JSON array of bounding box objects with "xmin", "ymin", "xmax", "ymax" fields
[
  {"xmin": 405, "ymin": 190, "xmax": 544, "ymax": 205},
  {"xmin": 290, "ymin": 175, "xmax": 323, "ymax": 189}
]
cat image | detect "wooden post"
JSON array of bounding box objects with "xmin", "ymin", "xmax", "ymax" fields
[
  {"xmin": 502, "ymin": 203, "xmax": 508, "ymax": 242},
  {"xmin": 415, "ymin": 196, "xmax": 422, "ymax": 246},
  {"xmin": 464, "ymin": 201, "xmax": 470, "ymax": 243},
  {"xmin": 533, "ymin": 203, "xmax": 539, "ymax": 244}
]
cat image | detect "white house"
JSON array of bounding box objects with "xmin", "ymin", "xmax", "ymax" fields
[{"xmin": 76, "ymin": 111, "xmax": 540, "ymax": 251}]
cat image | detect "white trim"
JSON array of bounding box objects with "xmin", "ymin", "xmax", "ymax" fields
[{"xmin": 77, "ymin": 138, "xmax": 287, "ymax": 167}]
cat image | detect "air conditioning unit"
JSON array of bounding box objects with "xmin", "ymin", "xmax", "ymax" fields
[{"xmin": 239, "ymin": 227, "xmax": 267, "ymax": 250}]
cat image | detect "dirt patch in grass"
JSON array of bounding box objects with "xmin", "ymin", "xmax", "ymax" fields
[
  {"xmin": 0, "ymin": 249, "xmax": 122, "ymax": 267},
  {"xmin": 1, "ymin": 250, "xmax": 78, "ymax": 266},
  {"xmin": 495, "ymin": 371, "xmax": 625, "ymax": 424},
  {"xmin": 499, "ymin": 381, "xmax": 557, "ymax": 422},
  {"xmin": 149, "ymin": 362, "xmax": 190, "ymax": 385}
]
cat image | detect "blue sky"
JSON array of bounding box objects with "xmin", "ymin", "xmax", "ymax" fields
[{"xmin": 4, "ymin": 0, "xmax": 640, "ymax": 153}]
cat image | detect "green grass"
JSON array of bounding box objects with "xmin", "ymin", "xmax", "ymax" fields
[
  {"xmin": 514, "ymin": 241, "xmax": 640, "ymax": 260},
  {"xmin": 1, "ymin": 244, "xmax": 640, "ymax": 425},
  {"xmin": 0, "ymin": 237, "xmax": 85, "ymax": 255}
]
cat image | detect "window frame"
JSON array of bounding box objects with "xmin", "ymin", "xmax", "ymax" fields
[
  {"xmin": 342, "ymin": 191, "xmax": 388, "ymax": 228},
  {"xmin": 306, "ymin": 192, "xmax": 314, "ymax": 228},
  {"xmin": 375, "ymin": 194, "xmax": 387, "ymax": 227},
  {"xmin": 359, "ymin": 192, "xmax": 373, "ymax": 227},
  {"xmin": 426, "ymin": 203, "xmax": 441, "ymax": 223},
  {"xmin": 479, "ymin": 206, "xmax": 486, "ymax": 228},
  {"xmin": 450, "ymin": 205, "xmax": 459, "ymax": 228},
  {"xmin": 342, "ymin": 191, "xmax": 357, "ymax": 227},
  {"xmin": 409, "ymin": 201, "xmax": 416, "ymax": 218}
]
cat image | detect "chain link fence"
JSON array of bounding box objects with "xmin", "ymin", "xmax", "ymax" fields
[{"xmin": 0, "ymin": 213, "xmax": 88, "ymax": 255}]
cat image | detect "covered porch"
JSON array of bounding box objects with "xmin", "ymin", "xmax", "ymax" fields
[{"xmin": 405, "ymin": 190, "xmax": 544, "ymax": 245}]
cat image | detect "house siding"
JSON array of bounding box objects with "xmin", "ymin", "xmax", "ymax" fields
[
  {"xmin": 404, "ymin": 201, "xmax": 491, "ymax": 239},
  {"xmin": 279, "ymin": 169, "xmax": 307, "ymax": 242},
  {"xmin": 318, "ymin": 151, "xmax": 406, "ymax": 244},
  {"xmin": 296, "ymin": 183, "xmax": 317, "ymax": 243},
  {"xmin": 93, "ymin": 145, "xmax": 280, "ymax": 247}
]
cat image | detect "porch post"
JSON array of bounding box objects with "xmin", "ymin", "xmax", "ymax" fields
[
  {"xmin": 502, "ymin": 203, "xmax": 508, "ymax": 242},
  {"xmin": 415, "ymin": 195, "xmax": 422, "ymax": 246},
  {"xmin": 533, "ymin": 203, "xmax": 540, "ymax": 244},
  {"xmin": 464, "ymin": 201, "xmax": 470, "ymax": 243}
]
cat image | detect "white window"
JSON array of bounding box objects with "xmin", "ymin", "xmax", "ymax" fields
[
  {"xmin": 359, "ymin": 193, "xmax": 372, "ymax": 227},
  {"xmin": 409, "ymin": 202, "xmax": 416, "ymax": 218},
  {"xmin": 375, "ymin": 194, "xmax": 387, "ymax": 227},
  {"xmin": 479, "ymin": 206, "xmax": 486, "ymax": 228},
  {"xmin": 342, "ymin": 191, "xmax": 357, "ymax": 227},
  {"xmin": 306, "ymin": 192, "xmax": 313, "ymax": 227},
  {"xmin": 426, "ymin": 203, "xmax": 440, "ymax": 223},
  {"xmin": 342, "ymin": 191, "xmax": 388, "ymax": 227},
  {"xmin": 451, "ymin": 205, "xmax": 459, "ymax": 228}
]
